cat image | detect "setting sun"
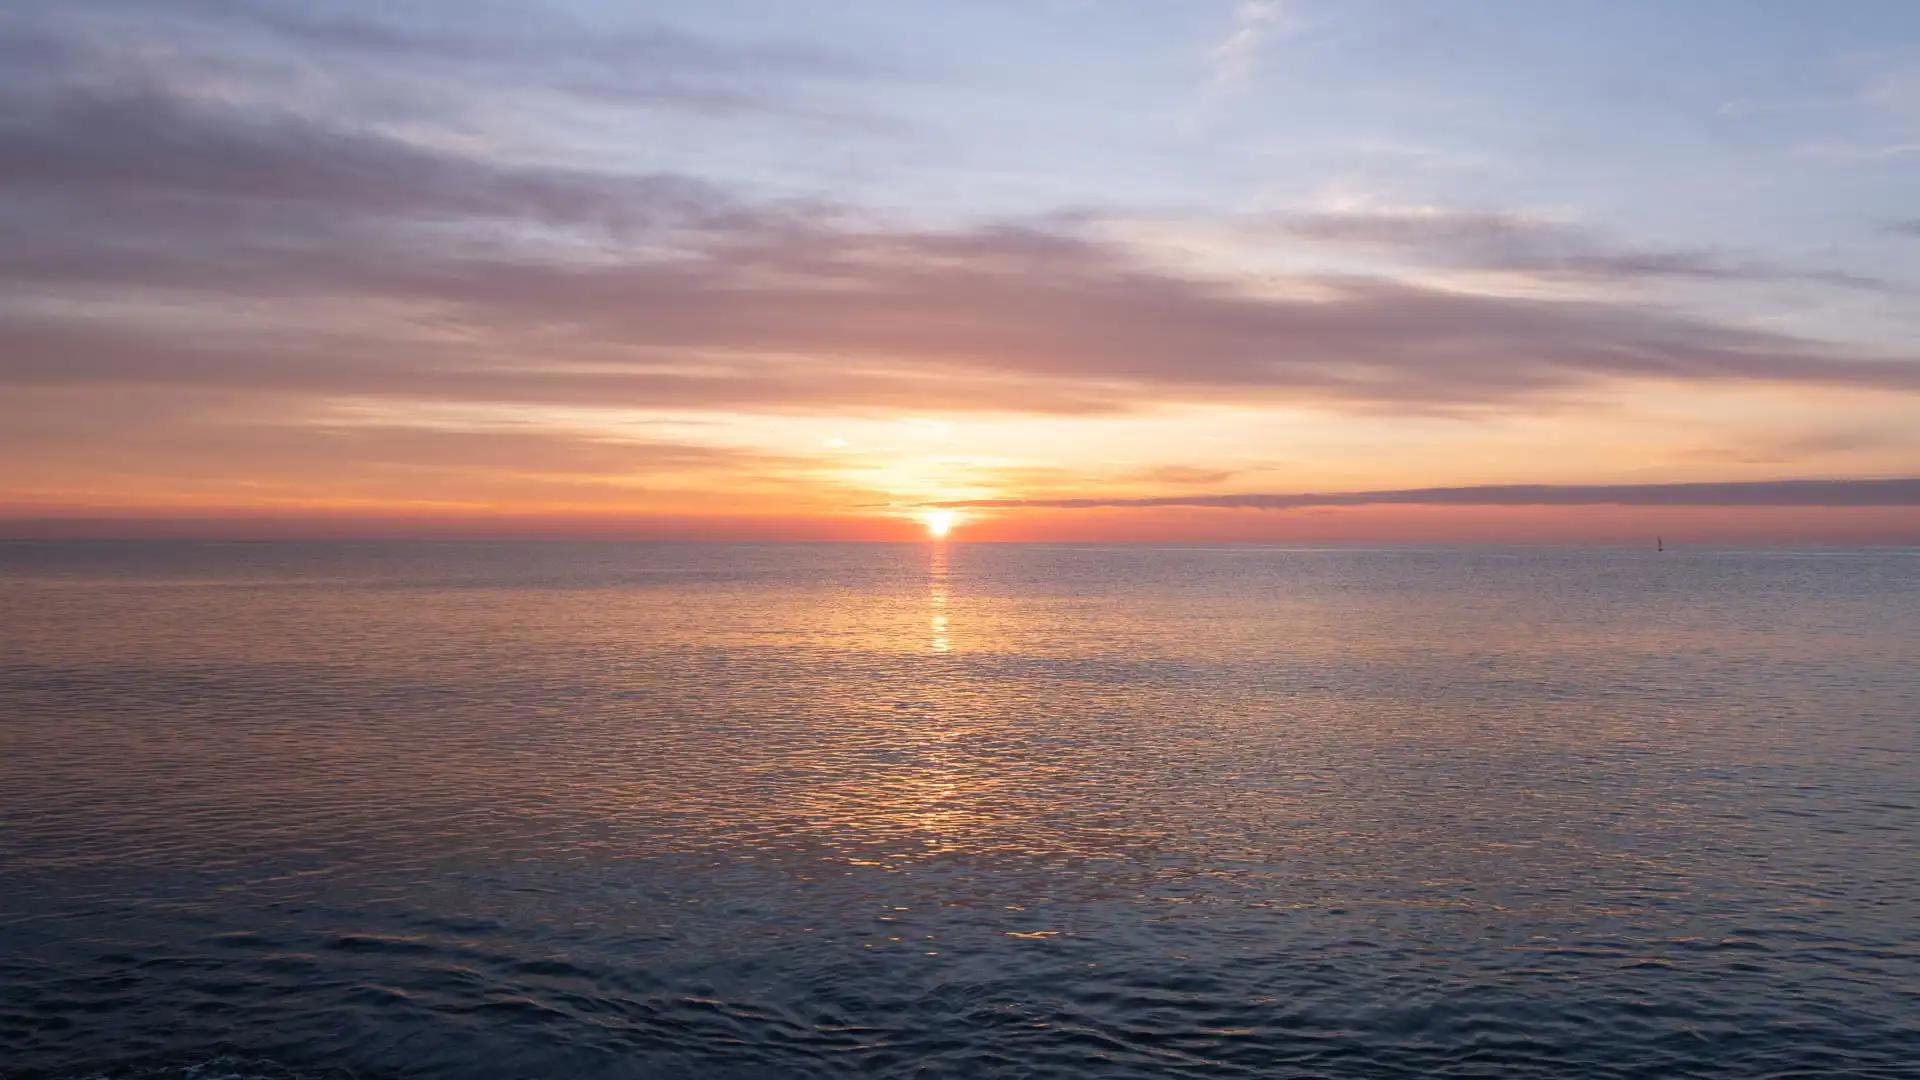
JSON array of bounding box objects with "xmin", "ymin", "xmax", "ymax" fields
[{"xmin": 6, "ymin": 5, "xmax": 1920, "ymax": 1079}]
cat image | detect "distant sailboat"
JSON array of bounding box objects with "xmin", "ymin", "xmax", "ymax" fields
[{"xmin": 1656, "ymin": 536, "xmax": 1664, "ymax": 552}]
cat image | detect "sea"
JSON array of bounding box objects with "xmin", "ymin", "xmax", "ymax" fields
[{"xmin": 2, "ymin": 541, "xmax": 1916, "ymax": 1078}]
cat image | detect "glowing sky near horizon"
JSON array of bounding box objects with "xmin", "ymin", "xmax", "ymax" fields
[{"xmin": 3, "ymin": 0, "xmax": 1919, "ymax": 540}]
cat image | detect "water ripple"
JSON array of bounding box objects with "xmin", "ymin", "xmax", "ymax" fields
[{"xmin": 2, "ymin": 542, "xmax": 1916, "ymax": 1077}]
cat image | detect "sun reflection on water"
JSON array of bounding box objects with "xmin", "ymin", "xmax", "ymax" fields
[{"xmin": 928, "ymin": 542, "xmax": 951, "ymax": 654}]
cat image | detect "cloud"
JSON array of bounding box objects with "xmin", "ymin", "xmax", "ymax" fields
[
  {"xmin": 184, "ymin": 0, "xmax": 867, "ymax": 79},
  {"xmin": 1133, "ymin": 465, "xmax": 1239, "ymax": 486},
  {"xmin": 2, "ymin": 0, "xmax": 886, "ymax": 124},
  {"xmin": 1278, "ymin": 208, "xmax": 1890, "ymax": 290},
  {"xmin": 0, "ymin": 27, "xmax": 1916, "ymax": 442},
  {"xmin": 1209, "ymin": 1, "xmax": 1298, "ymax": 89},
  {"xmin": 1862, "ymin": 64, "xmax": 1920, "ymax": 124},
  {"xmin": 934, "ymin": 478, "xmax": 1920, "ymax": 510},
  {"xmin": 2, "ymin": 83, "xmax": 1916, "ymax": 423},
  {"xmin": 1887, "ymin": 219, "xmax": 1920, "ymax": 237},
  {"xmin": 0, "ymin": 385, "xmax": 820, "ymax": 508},
  {"xmin": 8, "ymin": 212, "xmax": 1918, "ymax": 418},
  {"xmin": 1685, "ymin": 422, "xmax": 1920, "ymax": 466},
  {"xmin": 0, "ymin": 89, "xmax": 739, "ymax": 235}
]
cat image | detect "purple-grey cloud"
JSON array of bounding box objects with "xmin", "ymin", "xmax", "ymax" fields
[
  {"xmin": 2, "ymin": 0, "xmax": 888, "ymax": 124},
  {"xmin": 0, "ymin": 37, "xmax": 1916, "ymax": 426},
  {"xmin": 1280, "ymin": 208, "xmax": 1890, "ymax": 290},
  {"xmin": 0, "ymin": 90, "xmax": 740, "ymax": 234},
  {"xmin": 934, "ymin": 478, "xmax": 1920, "ymax": 510},
  {"xmin": 168, "ymin": 0, "xmax": 867, "ymax": 77}
]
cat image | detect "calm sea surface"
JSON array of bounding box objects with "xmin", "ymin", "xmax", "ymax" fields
[{"xmin": 2, "ymin": 542, "xmax": 1916, "ymax": 1079}]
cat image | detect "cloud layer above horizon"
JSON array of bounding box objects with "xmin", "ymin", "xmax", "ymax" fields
[{"xmin": 4, "ymin": 1, "xmax": 1919, "ymax": 539}]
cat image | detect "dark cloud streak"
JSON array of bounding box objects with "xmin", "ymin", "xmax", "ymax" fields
[
  {"xmin": 1280, "ymin": 208, "xmax": 1890, "ymax": 291},
  {"xmin": 937, "ymin": 478, "xmax": 1920, "ymax": 510},
  {"xmin": 0, "ymin": 90, "xmax": 739, "ymax": 234},
  {"xmin": 3, "ymin": 0, "xmax": 888, "ymax": 123}
]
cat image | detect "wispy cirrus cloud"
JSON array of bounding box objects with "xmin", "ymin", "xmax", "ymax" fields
[{"xmin": 1208, "ymin": 1, "xmax": 1299, "ymax": 90}]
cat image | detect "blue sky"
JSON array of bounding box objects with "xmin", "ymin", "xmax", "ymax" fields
[{"xmin": 645, "ymin": 2, "xmax": 1920, "ymax": 247}]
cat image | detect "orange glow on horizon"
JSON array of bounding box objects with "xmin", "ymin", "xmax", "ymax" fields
[{"xmin": 3, "ymin": 502, "xmax": 1919, "ymax": 545}]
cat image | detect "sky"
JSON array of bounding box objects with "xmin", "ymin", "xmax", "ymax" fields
[{"xmin": 3, "ymin": 0, "xmax": 1918, "ymax": 542}]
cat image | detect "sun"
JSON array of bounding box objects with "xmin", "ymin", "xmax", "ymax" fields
[{"xmin": 920, "ymin": 508, "xmax": 958, "ymax": 540}]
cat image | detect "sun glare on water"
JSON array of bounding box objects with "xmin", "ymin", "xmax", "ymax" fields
[{"xmin": 921, "ymin": 509, "xmax": 958, "ymax": 540}]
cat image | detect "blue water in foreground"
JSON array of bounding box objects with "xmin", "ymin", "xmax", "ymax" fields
[{"xmin": 2, "ymin": 542, "xmax": 1916, "ymax": 1078}]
